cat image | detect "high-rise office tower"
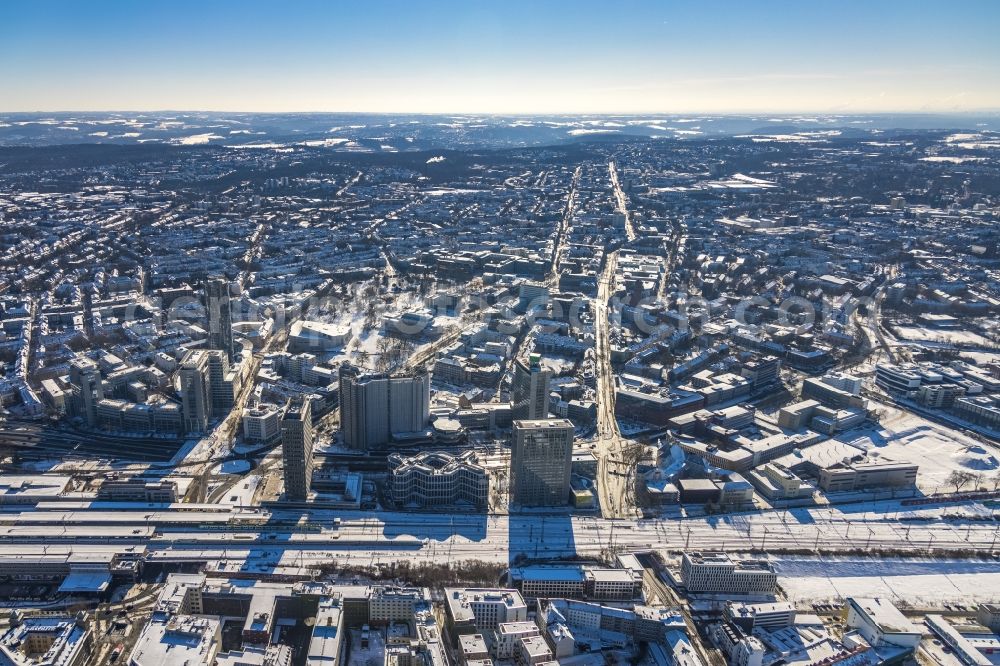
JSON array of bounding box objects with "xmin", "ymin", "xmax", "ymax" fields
[
  {"xmin": 339, "ymin": 364, "xmax": 430, "ymax": 450},
  {"xmin": 281, "ymin": 397, "xmax": 314, "ymax": 501},
  {"xmin": 69, "ymin": 356, "xmax": 103, "ymax": 427},
  {"xmin": 179, "ymin": 350, "xmax": 212, "ymax": 433},
  {"xmin": 512, "ymin": 354, "xmax": 551, "ymax": 421},
  {"xmin": 178, "ymin": 349, "xmax": 237, "ymax": 433},
  {"xmin": 510, "ymin": 418, "xmax": 574, "ymax": 507},
  {"xmin": 205, "ymin": 349, "xmax": 236, "ymax": 416},
  {"xmin": 205, "ymin": 276, "xmax": 234, "ymax": 362}
]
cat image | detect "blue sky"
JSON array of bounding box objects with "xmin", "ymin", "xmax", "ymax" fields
[{"xmin": 2, "ymin": 0, "xmax": 998, "ymax": 113}]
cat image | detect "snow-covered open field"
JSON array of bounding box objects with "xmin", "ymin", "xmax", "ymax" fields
[
  {"xmin": 773, "ymin": 555, "xmax": 1000, "ymax": 605},
  {"xmin": 893, "ymin": 325, "xmax": 995, "ymax": 348},
  {"xmin": 836, "ymin": 405, "xmax": 999, "ymax": 491}
]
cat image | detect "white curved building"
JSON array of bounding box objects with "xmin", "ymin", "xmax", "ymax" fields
[{"xmin": 388, "ymin": 451, "xmax": 489, "ymax": 509}]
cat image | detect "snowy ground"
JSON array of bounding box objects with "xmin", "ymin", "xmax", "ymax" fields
[
  {"xmin": 211, "ymin": 459, "xmax": 251, "ymax": 475},
  {"xmin": 169, "ymin": 435, "xmax": 218, "ymax": 467},
  {"xmin": 217, "ymin": 474, "xmax": 261, "ymax": 506},
  {"xmin": 962, "ymin": 351, "xmax": 1000, "ymax": 366},
  {"xmin": 836, "ymin": 405, "xmax": 999, "ymax": 491},
  {"xmin": 312, "ymin": 281, "xmax": 462, "ymax": 370},
  {"xmin": 893, "ymin": 325, "xmax": 996, "ymax": 348},
  {"xmin": 21, "ymin": 457, "xmax": 131, "ymax": 473},
  {"xmin": 773, "ymin": 555, "xmax": 1000, "ymax": 605}
]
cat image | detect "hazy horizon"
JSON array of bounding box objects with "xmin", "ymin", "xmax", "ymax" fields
[{"xmin": 3, "ymin": 110, "xmax": 1000, "ymax": 116}]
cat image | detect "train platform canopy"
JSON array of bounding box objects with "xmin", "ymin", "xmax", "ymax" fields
[
  {"xmin": 58, "ymin": 570, "xmax": 112, "ymax": 594},
  {"xmin": 0, "ymin": 474, "xmax": 72, "ymax": 504}
]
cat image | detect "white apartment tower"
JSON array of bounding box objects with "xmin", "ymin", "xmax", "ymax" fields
[
  {"xmin": 339, "ymin": 364, "xmax": 429, "ymax": 450},
  {"xmin": 389, "ymin": 373, "xmax": 431, "ymax": 434}
]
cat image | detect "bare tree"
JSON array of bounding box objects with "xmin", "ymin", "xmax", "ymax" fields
[
  {"xmin": 375, "ymin": 337, "xmax": 392, "ymax": 371},
  {"xmin": 947, "ymin": 470, "xmax": 976, "ymax": 493}
]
